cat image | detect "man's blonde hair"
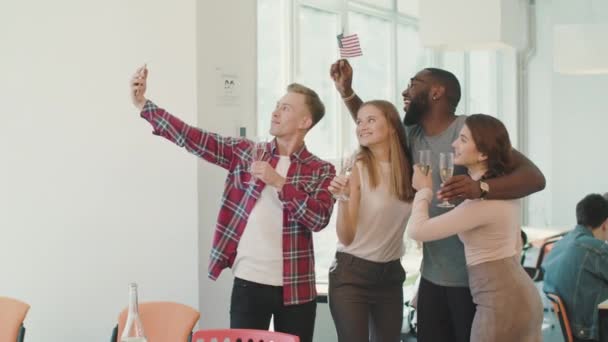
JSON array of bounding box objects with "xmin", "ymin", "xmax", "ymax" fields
[{"xmin": 287, "ymin": 83, "xmax": 325, "ymax": 129}]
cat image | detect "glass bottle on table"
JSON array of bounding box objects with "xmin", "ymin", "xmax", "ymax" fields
[{"xmin": 120, "ymin": 283, "xmax": 147, "ymax": 342}]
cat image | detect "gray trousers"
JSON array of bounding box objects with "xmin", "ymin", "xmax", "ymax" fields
[{"xmin": 328, "ymin": 252, "xmax": 406, "ymax": 342}]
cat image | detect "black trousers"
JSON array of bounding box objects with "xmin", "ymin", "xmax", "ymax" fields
[
  {"xmin": 416, "ymin": 276, "xmax": 477, "ymax": 342},
  {"xmin": 229, "ymin": 277, "xmax": 317, "ymax": 342}
]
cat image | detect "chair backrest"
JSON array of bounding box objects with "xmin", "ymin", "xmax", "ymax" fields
[
  {"xmin": 536, "ymin": 237, "xmax": 559, "ymax": 268},
  {"xmin": 17, "ymin": 324, "xmax": 25, "ymax": 342},
  {"xmin": 192, "ymin": 329, "xmax": 300, "ymax": 342},
  {"xmin": 546, "ymin": 293, "xmax": 573, "ymax": 342},
  {"xmin": 116, "ymin": 301, "xmax": 200, "ymax": 342},
  {"xmin": 519, "ymin": 229, "xmax": 528, "ymax": 264},
  {"xmin": 0, "ymin": 296, "xmax": 30, "ymax": 342},
  {"xmin": 528, "ymin": 233, "xmax": 564, "ymax": 281}
]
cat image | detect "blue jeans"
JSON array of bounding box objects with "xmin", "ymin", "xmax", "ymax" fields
[{"xmin": 230, "ymin": 277, "xmax": 317, "ymax": 342}]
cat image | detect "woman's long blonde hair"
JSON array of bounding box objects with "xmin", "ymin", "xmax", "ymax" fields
[{"xmin": 357, "ymin": 100, "xmax": 414, "ymax": 202}]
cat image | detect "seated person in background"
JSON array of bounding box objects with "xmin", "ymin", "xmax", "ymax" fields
[{"xmin": 543, "ymin": 193, "xmax": 608, "ymax": 341}]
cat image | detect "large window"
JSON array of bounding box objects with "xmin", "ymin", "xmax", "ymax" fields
[
  {"xmin": 257, "ymin": 0, "xmax": 288, "ymax": 138},
  {"xmin": 469, "ymin": 51, "xmax": 498, "ymax": 115},
  {"xmin": 258, "ymin": 0, "xmax": 501, "ymax": 284},
  {"xmin": 297, "ymin": 6, "xmax": 340, "ymax": 158},
  {"xmin": 348, "ymin": 12, "xmax": 392, "ymax": 101}
]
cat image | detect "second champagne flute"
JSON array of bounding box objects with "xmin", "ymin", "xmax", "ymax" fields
[
  {"xmin": 333, "ymin": 153, "xmax": 355, "ymax": 201},
  {"xmin": 419, "ymin": 150, "xmax": 431, "ymax": 175},
  {"xmin": 437, "ymin": 152, "xmax": 455, "ymax": 208}
]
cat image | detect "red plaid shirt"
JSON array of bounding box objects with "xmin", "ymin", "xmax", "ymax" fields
[{"xmin": 141, "ymin": 101, "xmax": 336, "ymax": 305}]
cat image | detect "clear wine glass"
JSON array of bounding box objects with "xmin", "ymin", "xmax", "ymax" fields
[
  {"xmin": 333, "ymin": 152, "xmax": 356, "ymax": 201},
  {"xmin": 247, "ymin": 136, "xmax": 268, "ymax": 185},
  {"xmin": 418, "ymin": 150, "xmax": 431, "ymax": 176},
  {"xmin": 437, "ymin": 152, "xmax": 455, "ymax": 208}
]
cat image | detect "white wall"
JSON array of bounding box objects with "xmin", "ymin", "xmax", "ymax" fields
[
  {"xmin": 195, "ymin": 0, "xmax": 257, "ymax": 329},
  {"xmin": 527, "ymin": 0, "xmax": 608, "ymax": 227},
  {"xmin": 0, "ymin": 1, "xmax": 199, "ymax": 341}
]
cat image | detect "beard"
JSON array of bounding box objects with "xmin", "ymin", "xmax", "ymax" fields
[{"xmin": 403, "ymin": 94, "xmax": 429, "ymax": 126}]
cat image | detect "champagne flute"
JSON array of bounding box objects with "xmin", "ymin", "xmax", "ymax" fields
[
  {"xmin": 333, "ymin": 152, "xmax": 355, "ymax": 201},
  {"xmin": 247, "ymin": 136, "xmax": 267, "ymax": 185},
  {"xmin": 437, "ymin": 152, "xmax": 455, "ymax": 208},
  {"xmin": 418, "ymin": 150, "xmax": 431, "ymax": 175}
]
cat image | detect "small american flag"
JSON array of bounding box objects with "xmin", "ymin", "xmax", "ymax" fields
[{"xmin": 337, "ymin": 33, "xmax": 363, "ymax": 58}]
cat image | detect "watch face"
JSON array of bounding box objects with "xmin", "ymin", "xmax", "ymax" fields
[{"xmin": 480, "ymin": 181, "xmax": 489, "ymax": 192}]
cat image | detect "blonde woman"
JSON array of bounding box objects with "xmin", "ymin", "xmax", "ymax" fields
[{"xmin": 328, "ymin": 100, "xmax": 415, "ymax": 342}]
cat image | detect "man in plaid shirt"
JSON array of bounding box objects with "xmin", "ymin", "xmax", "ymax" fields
[{"xmin": 130, "ymin": 66, "xmax": 335, "ymax": 342}]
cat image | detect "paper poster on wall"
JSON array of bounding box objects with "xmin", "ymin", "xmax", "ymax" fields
[{"xmin": 216, "ymin": 67, "xmax": 241, "ymax": 106}]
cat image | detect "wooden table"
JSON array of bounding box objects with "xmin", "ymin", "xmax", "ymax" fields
[{"xmin": 525, "ymin": 226, "xmax": 570, "ymax": 248}]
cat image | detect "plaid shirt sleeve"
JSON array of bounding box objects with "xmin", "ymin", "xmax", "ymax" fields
[
  {"xmin": 278, "ymin": 162, "xmax": 336, "ymax": 232},
  {"xmin": 140, "ymin": 100, "xmax": 239, "ymax": 170}
]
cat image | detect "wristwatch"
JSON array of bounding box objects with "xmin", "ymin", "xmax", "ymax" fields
[{"xmin": 479, "ymin": 180, "xmax": 490, "ymax": 199}]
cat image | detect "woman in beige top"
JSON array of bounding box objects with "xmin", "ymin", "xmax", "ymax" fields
[
  {"xmin": 408, "ymin": 114, "xmax": 543, "ymax": 342},
  {"xmin": 328, "ymin": 100, "xmax": 414, "ymax": 342}
]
